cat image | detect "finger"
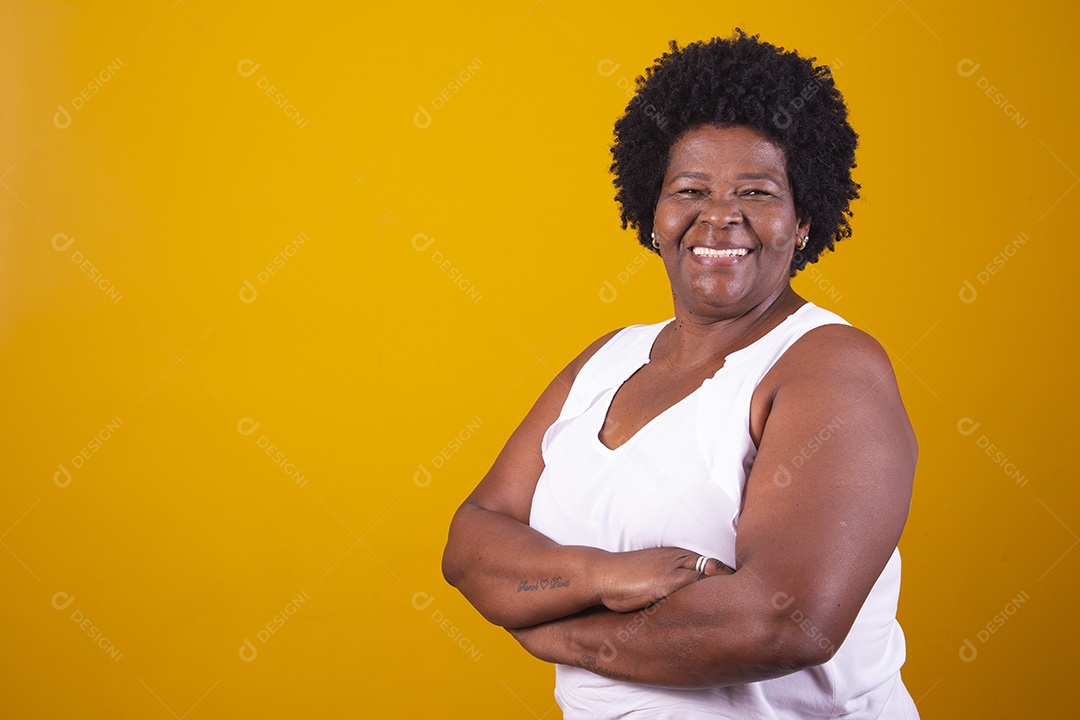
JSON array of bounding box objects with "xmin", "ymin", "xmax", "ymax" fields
[
  {"xmin": 686, "ymin": 554, "xmax": 708, "ymax": 575},
  {"xmin": 702, "ymin": 558, "xmax": 734, "ymax": 577},
  {"xmin": 687, "ymin": 554, "xmax": 716, "ymax": 576}
]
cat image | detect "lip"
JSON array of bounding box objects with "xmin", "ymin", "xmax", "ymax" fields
[{"xmin": 686, "ymin": 244, "xmax": 753, "ymax": 266}]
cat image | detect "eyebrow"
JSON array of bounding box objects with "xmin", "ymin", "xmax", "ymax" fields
[
  {"xmin": 669, "ymin": 171, "xmax": 783, "ymax": 184},
  {"xmin": 735, "ymin": 173, "xmax": 782, "ymax": 183}
]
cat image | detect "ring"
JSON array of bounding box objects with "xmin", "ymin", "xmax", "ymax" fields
[{"xmin": 695, "ymin": 556, "xmax": 708, "ymax": 574}]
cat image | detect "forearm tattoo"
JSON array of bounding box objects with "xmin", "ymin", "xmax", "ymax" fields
[
  {"xmin": 516, "ymin": 575, "xmax": 572, "ymax": 592},
  {"xmin": 579, "ymin": 653, "xmax": 632, "ymax": 681}
]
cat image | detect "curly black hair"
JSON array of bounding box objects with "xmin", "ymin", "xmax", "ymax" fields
[{"xmin": 610, "ymin": 29, "xmax": 859, "ymax": 275}]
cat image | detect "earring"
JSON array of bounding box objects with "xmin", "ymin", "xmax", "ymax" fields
[
  {"xmin": 796, "ymin": 234, "xmax": 808, "ymax": 251},
  {"xmin": 651, "ymin": 231, "xmax": 660, "ymax": 250}
]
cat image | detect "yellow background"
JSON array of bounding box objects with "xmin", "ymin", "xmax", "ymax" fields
[{"xmin": 2, "ymin": 1, "xmax": 1075, "ymax": 717}]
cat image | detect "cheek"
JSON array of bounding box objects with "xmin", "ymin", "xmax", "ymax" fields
[
  {"xmin": 758, "ymin": 210, "xmax": 799, "ymax": 250},
  {"xmin": 654, "ymin": 202, "xmax": 695, "ymax": 237}
]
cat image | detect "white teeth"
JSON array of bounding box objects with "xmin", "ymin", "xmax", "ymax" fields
[{"xmin": 691, "ymin": 247, "xmax": 748, "ymax": 258}]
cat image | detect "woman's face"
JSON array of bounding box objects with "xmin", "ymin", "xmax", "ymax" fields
[{"xmin": 652, "ymin": 124, "xmax": 809, "ymax": 320}]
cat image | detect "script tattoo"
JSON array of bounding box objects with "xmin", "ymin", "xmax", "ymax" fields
[
  {"xmin": 516, "ymin": 575, "xmax": 572, "ymax": 592},
  {"xmin": 579, "ymin": 653, "xmax": 632, "ymax": 681}
]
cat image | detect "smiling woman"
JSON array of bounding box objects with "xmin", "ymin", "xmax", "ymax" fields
[
  {"xmin": 443, "ymin": 29, "xmax": 919, "ymax": 719},
  {"xmin": 652, "ymin": 125, "xmax": 808, "ymax": 322}
]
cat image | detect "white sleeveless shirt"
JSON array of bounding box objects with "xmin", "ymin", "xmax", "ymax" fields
[{"xmin": 530, "ymin": 302, "xmax": 918, "ymax": 719}]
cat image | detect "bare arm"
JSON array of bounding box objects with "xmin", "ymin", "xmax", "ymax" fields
[
  {"xmin": 507, "ymin": 325, "xmax": 918, "ymax": 686},
  {"xmin": 443, "ymin": 330, "xmax": 725, "ymax": 629}
]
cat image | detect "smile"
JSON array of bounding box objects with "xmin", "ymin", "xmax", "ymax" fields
[{"xmin": 690, "ymin": 247, "xmax": 749, "ymax": 258}]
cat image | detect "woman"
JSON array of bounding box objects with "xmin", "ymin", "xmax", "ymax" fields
[{"xmin": 443, "ymin": 30, "xmax": 919, "ymax": 718}]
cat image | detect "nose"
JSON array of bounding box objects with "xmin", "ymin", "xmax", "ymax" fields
[{"xmin": 700, "ymin": 194, "xmax": 743, "ymax": 227}]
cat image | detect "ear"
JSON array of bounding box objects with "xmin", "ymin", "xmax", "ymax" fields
[{"xmin": 795, "ymin": 212, "xmax": 811, "ymax": 241}]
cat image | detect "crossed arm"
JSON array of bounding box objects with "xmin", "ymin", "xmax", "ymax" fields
[{"xmin": 442, "ymin": 324, "xmax": 916, "ymax": 688}]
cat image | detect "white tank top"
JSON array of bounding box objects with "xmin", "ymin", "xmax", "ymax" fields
[{"xmin": 530, "ymin": 302, "xmax": 918, "ymax": 719}]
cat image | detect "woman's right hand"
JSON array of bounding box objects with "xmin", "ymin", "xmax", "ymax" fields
[{"xmin": 595, "ymin": 548, "xmax": 733, "ymax": 613}]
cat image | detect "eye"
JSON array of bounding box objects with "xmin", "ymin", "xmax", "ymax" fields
[
  {"xmin": 676, "ymin": 188, "xmax": 704, "ymax": 196},
  {"xmin": 741, "ymin": 188, "xmax": 771, "ymax": 197}
]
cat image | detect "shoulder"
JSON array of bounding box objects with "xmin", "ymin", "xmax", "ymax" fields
[
  {"xmin": 781, "ymin": 322, "xmax": 892, "ymax": 377},
  {"xmin": 575, "ymin": 327, "xmax": 626, "ymax": 366},
  {"xmin": 562, "ymin": 318, "xmax": 667, "ymax": 380},
  {"xmin": 767, "ymin": 321, "xmax": 916, "ymax": 465},
  {"xmin": 562, "ymin": 327, "xmax": 626, "ymax": 382},
  {"xmin": 786, "ymin": 319, "xmax": 894, "ymax": 377},
  {"xmin": 757, "ymin": 320, "xmax": 897, "ymax": 412},
  {"xmin": 750, "ymin": 317, "xmax": 917, "ymax": 465}
]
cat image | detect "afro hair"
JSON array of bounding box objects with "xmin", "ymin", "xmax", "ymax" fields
[{"xmin": 610, "ymin": 29, "xmax": 860, "ymax": 275}]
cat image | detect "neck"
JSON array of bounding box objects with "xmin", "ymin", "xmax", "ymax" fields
[{"xmin": 660, "ymin": 285, "xmax": 804, "ymax": 368}]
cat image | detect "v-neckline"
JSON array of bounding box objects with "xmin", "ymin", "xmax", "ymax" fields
[{"xmin": 594, "ymin": 304, "xmax": 809, "ymax": 453}]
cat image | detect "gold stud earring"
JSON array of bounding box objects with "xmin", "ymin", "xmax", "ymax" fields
[
  {"xmin": 651, "ymin": 231, "xmax": 660, "ymax": 250},
  {"xmin": 796, "ymin": 234, "xmax": 808, "ymax": 251}
]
